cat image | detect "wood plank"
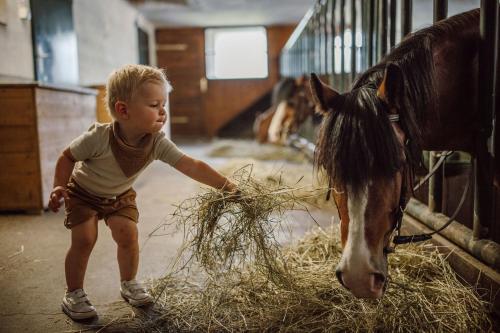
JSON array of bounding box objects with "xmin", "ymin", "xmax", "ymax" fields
[
  {"xmin": 203, "ymin": 25, "xmax": 294, "ymax": 136},
  {"xmin": 0, "ymin": 126, "xmax": 37, "ymax": 153},
  {"xmin": 157, "ymin": 28, "xmax": 205, "ymax": 138},
  {"xmin": 0, "ymin": 88, "xmax": 36, "ymax": 126},
  {"xmin": 0, "ymin": 152, "xmax": 42, "ymax": 210},
  {"xmin": 90, "ymin": 85, "xmax": 112, "ymax": 123},
  {"xmin": 36, "ymin": 88, "xmax": 96, "ymax": 207}
]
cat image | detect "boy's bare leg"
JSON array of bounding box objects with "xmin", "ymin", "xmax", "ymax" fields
[
  {"xmin": 107, "ymin": 216, "xmax": 139, "ymax": 281},
  {"xmin": 65, "ymin": 217, "xmax": 98, "ymax": 291}
]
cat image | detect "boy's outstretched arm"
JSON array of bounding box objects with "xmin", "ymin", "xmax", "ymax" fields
[
  {"xmin": 48, "ymin": 148, "xmax": 76, "ymax": 212},
  {"xmin": 174, "ymin": 155, "xmax": 237, "ymax": 192}
]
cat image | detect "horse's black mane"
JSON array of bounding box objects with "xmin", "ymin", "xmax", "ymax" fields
[{"xmin": 315, "ymin": 9, "xmax": 479, "ymax": 194}]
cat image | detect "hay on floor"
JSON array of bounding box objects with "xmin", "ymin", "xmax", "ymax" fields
[
  {"xmin": 121, "ymin": 228, "xmax": 492, "ymax": 333},
  {"xmin": 117, "ymin": 166, "xmax": 495, "ymax": 332},
  {"xmin": 156, "ymin": 164, "xmax": 328, "ymax": 285}
]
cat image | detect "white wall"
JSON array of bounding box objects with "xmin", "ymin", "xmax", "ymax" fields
[
  {"xmin": 73, "ymin": 0, "xmax": 156, "ymax": 86},
  {"xmin": 0, "ymin": 0, "xmax": 34, "ymax": 80}
]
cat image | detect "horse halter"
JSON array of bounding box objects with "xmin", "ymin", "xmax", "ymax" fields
[
  {"xmin": 324, "ymin": 112, "xmax": 469, "ymax": 248},
  {"xmin": 387, "ymin": 115, "xmax": 471, "ymax": 246}
]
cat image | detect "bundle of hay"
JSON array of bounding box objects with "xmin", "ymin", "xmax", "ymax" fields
[
  {"xmin": 217, "ymin": 158, "xmax": 330, "ymax": 208},
  {"xmin": 161, "ymin": 165, "xmax": 327, "ymax": 284}
]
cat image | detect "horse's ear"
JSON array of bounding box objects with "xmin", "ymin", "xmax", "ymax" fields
[
  {"xmin": 377, "ymin": 63, "xmax": 404, "ymax": 108},
  {"xmin": 309, "ymin": 73, "xmax": 339, "ymax": 114}
]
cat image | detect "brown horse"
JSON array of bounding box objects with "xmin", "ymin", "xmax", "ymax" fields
[
  {"xmin": 311, "ymin": 9, "xmax": 497, "ymax": 298},
  {"xmin": 254, "ymin": 76, "xmax": 315, "ymax": 144}
]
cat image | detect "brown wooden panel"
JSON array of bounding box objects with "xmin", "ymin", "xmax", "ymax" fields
[
  {"xmin": 0, "ymin": 152, "xmax": 42, "ymax": 210},
  {"xmin": 0, "ymin": 84, "xmax": 96, "ymax": 212},
  {"xmin": 36, "ymin": 88, "xmax": 96, "ymax": 208},
  {"xmin": 156, "ymin": 28, "xmax": 205, "ymax": 138},
  {"xmin": 0, "ymin": 88, "xmax": 35, "ymax": 126},
  {"xmin": 155, "ymin": 25, "xmax": 294, "ymax": 138},
  {"xmin": 90, "ymin": 85, "xmax": 112, "ymax": 123},
  {"xmin": 203, "ymin": 25, "xmax": 294, "ymax": 136},
  {"xmin": 0, "ymin": 126, "xmax": 37, "ymax": 153}
]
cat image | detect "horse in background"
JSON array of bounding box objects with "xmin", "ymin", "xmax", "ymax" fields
[
  {"xmin": 311, "ymin": 9, "xmax": 496, "ymax": 298},
  {"xmin": 253, "ymin": 75, "xmax": 315, "ymax": 144}
]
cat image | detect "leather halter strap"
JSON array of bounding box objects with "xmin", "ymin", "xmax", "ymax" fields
[{"xmin": 388, "ymin": 116, "xmax": 470, "ymax": 245}]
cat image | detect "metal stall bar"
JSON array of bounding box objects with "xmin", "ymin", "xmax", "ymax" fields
[
  {"xmin": 308, "ymin": 15, "xmax": 314, "ymax": 74},
  {"xmin": 474, "ymin": 0, "xmax": 498, "ymax": 239},
  {"xmin": 378, "ymin": 0, "xmax": 388, "ymax": 60},
  {"xmin": 351, "ymin": 0, "xmax": 357, "ymax": 81},
  {"xmin": 330, "ymin": 0, "xmax": 337, "ymax": 85},
  {"xmin": 323, "ymin": 0, "xmax": 329, "ymax": 75},
  {"xmin": 433, "ymin": 0, "xmax": 447, "ymax": 23},
  {"xmin": 360, "ymin": 0, "xmax": 367, "ymax": 71},
  {"xmin": 389, "ymin": 0, "xmax": 397, "ymax": 48},
  {"xmin": 326, "ymin": 0, "xmax": 333, "ymax": 80},
  {"xmin": 314, "ymin": 1, "xmax": 321, "ymax": 74},
  {"xmin": 427, "ymin": 0, "xmax": 447, "ymax": 213},
  {"xmin": 367, "ymin": 0, "xmax": 375, "ymax": 67},
  {"xmin": 339, "ymin": 0, "xmax": 346, "ymax": 91},
  {"xmin": 401, "ymin": 0, "xmax": 412, "ymax": 38},
  {"xmin": 280, "ymin": 7, "xmax": 314, "ymax": 77}
]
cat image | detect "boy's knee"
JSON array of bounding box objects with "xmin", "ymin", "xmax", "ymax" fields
[
  {"xmin": 114, "ymin": 234, "xmax": 138, "ymax": 248},
  {"xmin": 72, "ymin": 234, "xmax": 97, "ymax": 252},
  {"xmin": 112, "ymin": 227, "xmax": 138, "ymax": 248}
]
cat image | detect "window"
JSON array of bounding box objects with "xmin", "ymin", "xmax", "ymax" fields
[{"xmin": 205, "ymin": 27, "xmax": 268, "ymax": 80}]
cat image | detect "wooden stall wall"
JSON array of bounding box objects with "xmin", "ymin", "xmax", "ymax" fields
[
  {"xmin": 204, "ymin": 25, "xmax": 294, "ymax": 137},
  {"xmin": 0, "ymin": 84, "xmax": 96, "ymax": 212},
  {"xmin": 156, "ymin": 28, "xmax": 205, "ymax": 138},
  {"xmin": 156, "ymin": 25, "xmax": 294, "ymax": 138}
]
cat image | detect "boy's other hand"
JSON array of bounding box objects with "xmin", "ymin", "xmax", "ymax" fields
[{"xmin": 48, "ymin": 186, "xmax": 69, "ymax": 212}]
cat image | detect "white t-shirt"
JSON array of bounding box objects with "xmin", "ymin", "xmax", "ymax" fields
[{"xmin": 69, "ymin": 122, "xmax": 184, "ymax": 198}]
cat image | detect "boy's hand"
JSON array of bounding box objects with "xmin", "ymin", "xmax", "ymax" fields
[
  {"xmin": 48, "ymin": 186, "xmax": 69, "ymax": 212},
  {"xmin": 222, "ymin": 180, "xmax": 238, "ymax": 193}
]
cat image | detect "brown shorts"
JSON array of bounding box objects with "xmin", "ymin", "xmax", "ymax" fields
[{"xmin": 64, "ymin": 179, "xmax": 139, "ymax": 229}]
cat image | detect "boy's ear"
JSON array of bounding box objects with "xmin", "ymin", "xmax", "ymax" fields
[{"xmin": 114, "ymin": 101, "xmax": 129, "ymax": 119}]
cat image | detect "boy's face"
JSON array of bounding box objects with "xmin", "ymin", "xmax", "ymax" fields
[{"xmin": 127, "ymin": 81, "xmax": 168, "ymax": 133}]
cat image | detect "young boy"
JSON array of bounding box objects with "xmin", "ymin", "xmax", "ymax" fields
[{"xmin": 48, "ymin": 64, "xmax": 236, "ymax": 320}]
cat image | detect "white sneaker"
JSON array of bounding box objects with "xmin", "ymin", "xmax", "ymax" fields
[
  {"xmin": 120, "ymin": 280, "xmax": 153, "ymax": 306},
  {"xmin": 61, "ymin": 288, "xmax": 97, "ymax": 320}
]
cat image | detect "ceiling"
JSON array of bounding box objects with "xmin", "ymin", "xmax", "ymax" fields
[{"xmin": 129, "ymin": 0, "xmax": 317, "ymax": 28}]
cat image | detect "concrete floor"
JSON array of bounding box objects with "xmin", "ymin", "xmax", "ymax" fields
[{"xmin": 0, "ymin": 141, "xmax": 335, "ymax": 333}]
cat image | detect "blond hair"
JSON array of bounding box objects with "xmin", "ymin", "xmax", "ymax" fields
[{"xmin": 105, "ymin": 64, "xmax": 170, "ymax": 119}]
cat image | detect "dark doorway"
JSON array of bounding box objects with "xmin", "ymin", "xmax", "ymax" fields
[{"xmin": 138, "ymin": 27, "xmax": 150, "ymax": 65}]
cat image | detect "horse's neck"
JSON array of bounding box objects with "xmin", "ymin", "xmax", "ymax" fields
[{"xmin": 421, "ymin": 27, "xmax": 480, "ymax": 152}]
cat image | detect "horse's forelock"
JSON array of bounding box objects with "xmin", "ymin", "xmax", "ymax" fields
[{"xmin": 315, "ymin": 88, "xmax": 404, "ymax": 194}]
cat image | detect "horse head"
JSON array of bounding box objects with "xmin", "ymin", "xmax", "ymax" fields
[
  {"xmin": 310, "ymin": 65, "xmax": 415, "ymax": 299},
  {"xmin": 268, "ymin": 75, "xmax": 316, "ymax": 144}
]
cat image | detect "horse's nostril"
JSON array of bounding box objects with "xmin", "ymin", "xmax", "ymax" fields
[
  {"xmin": 336, "ymin": 269, "xmax": 346, "ymax": 287},
  {"xmin": 372, "ymin": 272, "xmax": 386, "ymax": 289}
]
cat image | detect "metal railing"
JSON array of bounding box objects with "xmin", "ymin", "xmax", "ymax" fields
[{"xmin": 279, "ymin": 0, "xmax": 499, "ymax": 265}]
